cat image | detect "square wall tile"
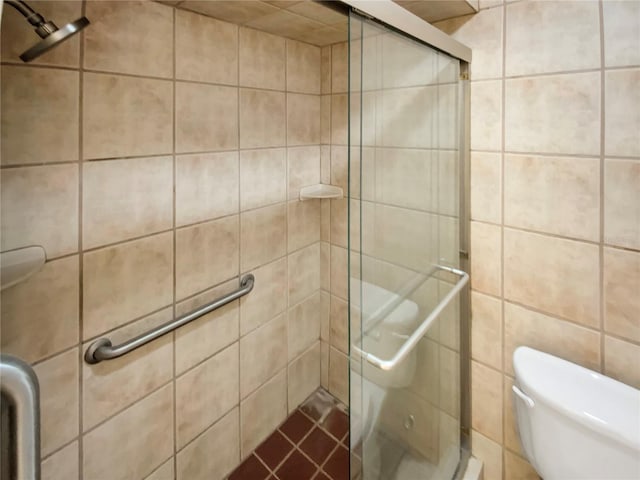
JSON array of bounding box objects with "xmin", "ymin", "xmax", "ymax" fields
[
  {"xmin": 471, "ymin": 291, "xmax": 502, "ymax": 370},
  {"xmin": 83, "ymin": 232, "xmax": 173, "ymax": 338},
  {"xmin": 287, "ymin": 40, "xmax": 321, "ymax": 94},
  {"xmin": 1, "ymin": 256, "xmax": 79, "ymax": 363},
  {"xmin": 603, "ymin": 1, "xmax": 640, "ymax": 68},
  {"xmin": 288, "ymin": 292, "xmax": 321, "ymax": 360},
  {"xmin": 83, "ymin": 308, "xmax": 174, "ymax": 430},
  {"xmin": 435, "ymin": 7, "xmax": 503, "ymax": 80},
  {"xmin": 505, "ymin": 0, "xmax": 599, "ymax": 76},
  {"xmin": 331, "ymin": 94, "xmax": 348, "ymax": 145},
  {"xmin": 240, "ymin": 148, "xmax": 287, "ymax": 210},
  {"xmin": 176, "ymin": 82, "xmax": 238, "ymax": 153},
  {"xmin": 470, "ymin": 80, "xmax": 502, "ymax": 151},
  {"xmin": 240, "ymin": 203, "xmax": 286, "ymax": 272},
  {"xmin": 331, "ymin": 42, "xmax": 347, "ymax": 94},
  {"xmin": 504, "ymin": 451, "xmax": 539, "ymax": 480},
  {"xmin": 240, "ymin": 27, "xmax": 285, "ymax": 90},
  {"xmin": 288, "ymin": 243, "xmax": 321, "ymax": 306},
  {"xmin": 505, "ymin": 72, "xmax": 600, "ymax": 156},
  {"xmin": 175, "ymin": 286, "xmax": 239, "ymax": 374},
  {"xmin": 83, "ymin": 156, "xmax": 173, "ymax": 249},
  {"xmin": 604, "ymin": 159, "xmax": 640, "ymax": 249},
  {"xmin": 470, "ymin": 152, "xmax": 501, "ymax": 224},
  {"xmin": 288, "ymin": 343, "xmax": 321, "ymax": 411},
  {"xmin": 288, "ymin": 146, "xmax": 320, "ymax": 200},
  {"xmin": 176, "ymin": 151, "xmax": 239, "ymax": 227},
  {"xmin": 504, "ymin": 228, "xmax": 600, "ymax": 327},
  {"xmin": 504, "ymin": 302, "xmax": 601, "ymax": 377},
  {"xmin": 183, "ymin": 0, "xmax": 279, "ymax": 25},
  {"xmin": 147, "ymin": 461, "xmax": 174, "ymax": 480},
  {"xmin": 604, "ymin": 335, "xmax": 640, "ymax": 389},
  {"xmin": 240, "ymin": 258, "xmax": 287, "ymax": 336},
  {"xmin": 328, "ymin": 347, "xmax": 348, "ymax": 405},
  {"xmin": 176, "ymin": 344, "xmax": 239, "ymax": 448},
  {"xmin": 176, "ymin": 216, "xmax": 239, "ymax": 300},
  {"xmin": 176, "ymin": 9, "xmax": 238, "ymax": 84},
  {"xmin": 287, "ymin": 93, "xmax": 321, "ymax": 146},
  {"xmin": 604, "ymin": 247, "xmax": 640, "ymax": 343},
  {"xmin": 471, "ymin": 361, "xmax": 502, "ymax": 443},
  {"xmin": 176, "ymin": 408, "xmax": 240, "ymax": 480},
  {"xmin": 83, "ymin": 385, "xmax": 173, "ymax": 480},
  {"xmin": 240, "ymin": 89, "xmax": 286, "ymax": 149},
  {"xmin": 240, "ymin": 314, "xmax": 287, "ymax": 398},
  {"xmin": 41, "ymin": 441, "xmax": 78, "ymax": 480},
  {"xmin": 1, "ymin": 164, "xmax": 78, "ymax": 258},
  {"xmin": 288, "ymin": 200, "xmax": 321, "ymax": 252},
  {"xmin": 504, "ymin": 154, "xmax": 600, "ymax": 241},
  {"xmin": 84, "ymin": 73, "xmax": 172, "ymax": 159},
  {"xmin": 1, "ymin": 66, "xmax": 78, "ymax": 165},
  {"xmin": 321, "ymin": 46, "xmax": 331, "ymax": 94},
  {"xmin": 605, "ymin": 69, "xmax": 640, "ymax": 158},
  {"xmin": 1, "ymin": 1, "xmax": 81, "ymax": 67},
  {"xmin": 329, "ymin": 295, "xmax": 348, "ymax": 354},
  {"xmin": 34, "ymin": 348, "xmax": 79, "ymax": 456},
  {"xmin": 84, "ymin": 1, "xmax": 173, "ymax": 78},
  {"xmin": 240, "ymin": 370, "xmax": 288, "ymax": 457},
  {"xmin": 470, "ymin": 221, "xmax": 501, "ymax": 297}
]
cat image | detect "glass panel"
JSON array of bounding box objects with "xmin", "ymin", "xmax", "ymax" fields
[{"xmin": 348, "ymin": 12, "xmax": 462, "ymax": 480}]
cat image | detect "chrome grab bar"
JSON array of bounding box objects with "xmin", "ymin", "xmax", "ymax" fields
[
  {"xmin": 352, "ymin": 265, "xmax": 469, "ymax": 371},
  {"xmin": 85, "ymin": 274, "xmax": 255, "ymax": 364},
  {"xmin": 0, "ymin": 355, "xmax": 41, "ymax": 480}
]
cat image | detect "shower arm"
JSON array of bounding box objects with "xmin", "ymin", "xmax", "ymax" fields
[{"xmin": 5, "ymin": 0, "xmax": 60, "ymax": 38}]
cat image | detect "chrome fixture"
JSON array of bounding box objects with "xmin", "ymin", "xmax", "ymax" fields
[
  {"xmin": 5, "ymin": 0, "xmax": 89, "ymax": 62},
  {"xmin": 85, "ymin": 274, "xmax": 255, "ymax": 364},
  {"xmin": 0, "ymin": 355, "xmax": 41, "ymax": 480}
]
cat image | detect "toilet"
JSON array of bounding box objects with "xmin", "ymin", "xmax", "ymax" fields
[
  {"xmin": 349, "ymin": 279, "xmax": 420, "ymax": 470},
  {"xmin": 512, "ymin": 346, "xmax": 640, "ymax": 480}
]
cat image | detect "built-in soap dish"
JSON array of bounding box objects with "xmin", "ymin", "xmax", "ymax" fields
[
  {"xmin": 299, "ymin": 184, "xmax": 344, "ymax": 200},
  {"xmin": 1, "ymin": 246, "xmax": 46, "ymax": 291}
]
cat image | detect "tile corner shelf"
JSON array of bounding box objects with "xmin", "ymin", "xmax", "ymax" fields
[
  {"xmin": 1, "ymin": 246, "xmax": 46, "ymax": 291},
  {"xmin": 299, "ymin": 184, "xmax": 344, "ymax": 200}
]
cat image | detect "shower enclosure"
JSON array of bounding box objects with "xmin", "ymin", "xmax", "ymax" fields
[{"xmin": 346, "ymin": 8, "xmax": 470, "ymax": 480}]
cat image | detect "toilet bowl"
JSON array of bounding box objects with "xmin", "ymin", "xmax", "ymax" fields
[
  {"xmin": 512, "ymin": 346, "xmax": 640, "ymax": 480},
  {"xmin": 350, "ymin": 279, "xmax": 419, "ymax": 452}
]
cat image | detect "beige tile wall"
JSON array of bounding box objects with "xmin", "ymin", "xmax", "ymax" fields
[
  {"xmin": 0, "ymin": 1, "xmax": 327, "ymax": 479},
  {"xmin": 436, "ymin": 1, "xmax": 640, "ymax": 478}
]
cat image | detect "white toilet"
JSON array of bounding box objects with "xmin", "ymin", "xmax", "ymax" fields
[{"xmin": 512, "ymin": 346, "xmax": 640, "ymax": 480}]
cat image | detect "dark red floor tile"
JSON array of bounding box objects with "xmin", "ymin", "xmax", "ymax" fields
[
  {"xmin": 300, "ymin": 427, "xmax": 338, "ymax": 465},
  {"xmin": 256, "ymin": 430, "xmax": 294, "ymax": 470},
  {"xmin": 323, "ymin": 445, "xmax": 350, "ymax": 480},
  {"xmin": 275, "ymin": 450, "xmax": 317, "ymax": 480},
  {"xmin": 342, "ymin": 433, "xmax": 349, "ymax": 446},
  {"xmin": 228, "ymin": 454, "xmax": 270, "ymax": 480},
  {"xmin": 321, "ymin": 408, "xmax": 349, "ymax": 441},
  {"xmin": 314, "ymin": 471, "xmax": 332, "ymax": 480},
  {"xmin": 279, "ymin": 410, "xmax": 314, "ymax": 444}
]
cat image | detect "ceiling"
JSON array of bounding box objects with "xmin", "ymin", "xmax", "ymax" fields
[{"xmin": 158, "ymin": 1, "xmax": 479, "ymax": 47}]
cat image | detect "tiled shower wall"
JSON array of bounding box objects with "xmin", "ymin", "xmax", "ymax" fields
[
  {"xmin": 0, "ymin": 1, "xmax": 327, "ymax": 478},
  {"xmin": 436, "ymin": 1, "xmax": 640, "ymax": 479}
]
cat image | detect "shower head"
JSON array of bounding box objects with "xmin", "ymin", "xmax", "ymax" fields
[{"xmin": 5, "ymin": 0, "xmax": 90, "ymax": 62}]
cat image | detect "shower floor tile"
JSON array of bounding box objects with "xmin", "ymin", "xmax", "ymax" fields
[{"xmin": 227, "ymin": 388, "xmax": 349, "ymax": 480}]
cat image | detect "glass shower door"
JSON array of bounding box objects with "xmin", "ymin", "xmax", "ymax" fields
[{"xmin": 348, "ymin": 12, "xmax": 465, "ymax": 480}]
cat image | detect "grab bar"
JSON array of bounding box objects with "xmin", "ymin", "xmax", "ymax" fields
[
  {"xmin": 352, "ymin": 265, "xmax": 468, "ymax": 371},
  {"xmin": 0, "ymin": 354, "xmax": 41, "ymax": 480},
  {"xmin": 85, "ymin": 274, "xmax": 255, "ymax": 364}
]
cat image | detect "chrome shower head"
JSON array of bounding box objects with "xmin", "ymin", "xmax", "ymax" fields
[{"xmin": 5, "ymin": 0, "xmax": 90, "ymax": 63}]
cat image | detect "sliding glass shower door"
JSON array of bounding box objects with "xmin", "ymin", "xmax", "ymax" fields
[{"xmin": 348, "ymin": 12, "xmax": 466, "ymax": 480}]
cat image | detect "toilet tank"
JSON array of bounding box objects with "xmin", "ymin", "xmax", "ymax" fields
[{"xmin": 512, "ymin": 347, "xmax": 640, "ymax": 480}]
